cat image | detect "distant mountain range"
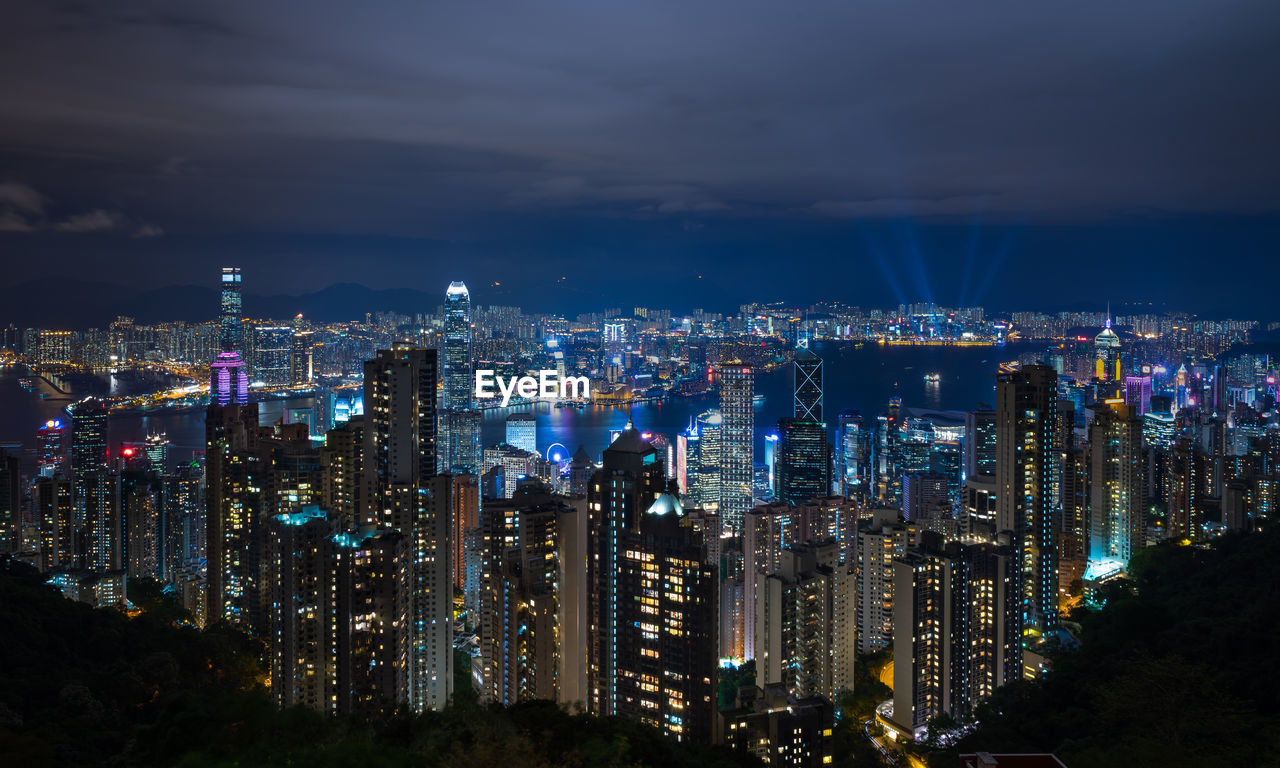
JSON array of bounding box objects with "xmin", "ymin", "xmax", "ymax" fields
[{"xmin": 0, "ymin": 280, "xmax": 442, "ymax": 328}]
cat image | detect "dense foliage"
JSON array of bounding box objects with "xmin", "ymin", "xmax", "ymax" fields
[
  {"xmin": 947, "ymin": 528, "xmax": 1280, "ymax": 767},
  {"xmin": 0, "ymin": 558, "xmax": 757, "ymax": 767}
]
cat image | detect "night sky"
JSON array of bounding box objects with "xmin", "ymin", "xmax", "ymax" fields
[{"xmin": 1, "ymin": 1, "xmax": 1278, "ymax": 316}]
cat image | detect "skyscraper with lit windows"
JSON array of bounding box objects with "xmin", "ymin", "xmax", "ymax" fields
[
  {"xmin": 891, "ymin": 537, "xmax": 1021, "ymax": 737},
  {"xmin": 996, "ymin": 364, "xmax": 1060, "ymax": 633},
  {"xmin": 219, "ymin": 267, "xmax": 242, "ymax": 353},
  {"xmin": 615, "ymin": 489, "xmax": 718, "ymax": 743},
  {"xmin": 441, "ymin": 281, "xmax": 480, "ymax": 475},
  {"xmin": 719, "ymin": 362, "xmax": 754, "ymax": 531},
  {"xmin": 586, "ymin": 425, "xmax": 666, "ymax": 718},
  {"xmin": 362, "ymin": 344, "xmax": 452, "ymax": 713},
  {"xmin": 1088, "ymin": 400, "xmax": 1145, "ymax": 565}
]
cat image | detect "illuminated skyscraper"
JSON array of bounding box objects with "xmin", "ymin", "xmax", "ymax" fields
[
  {"xmin": 776, "ymin": 418, "xmax": 830, "ymax": 506},
  {"xmin": 505, "ymin": 412, "xmax": 537, "ymax": 455},
  {"xmin": 693, "ymin": 410, "xmax": 722, "ymax": 510},
  {"xmin": 210, "ymin": 352, "xmax": 249, "ymax": 406},
  {"xmin": 754, "ymin": 540, "xmax": 853, "ymax": 702},
  {"xmin": 1088, "ymin": 400, "xmax": 1145, "ymax": 565},
  {"xmin": 719, "ymin": 362, "xmax": 754, "ymax": 531},
  {"xmin": 362, "ymin": 345, "xmax": 451, "ymax": 713},
  {"xmin": 964, "ymin": 408, "xmax": 997, "ymax": 480},
  {"xmin": 205, "ymin": 401, "xmax": 262, "ymax": 629},
  {"xmin": 35, "ymin": 475, "xmax": 74, "ymax": 572},
  {"xmin": 219, "ymin": 267, "xmax": 242, "ymax": 353},
  {"xmin": 834, "ymin": 410, "xmax": 868, "ymax": 498},
  {"xmin": 586, "ymin": 425, "xmax": 666, "ymax": 718},
  {"xmin": 996, "ymin": 364, "xmax": 1060, "ymax": 633},
  {"xmin": 1124, "ymin": 373, "xmax": 1153, "ymax": 416},
  {"xmin": 320, "ymin": 417, "xmax": 367, "ymax": 529},
  {"xmin": 615, "ymin": 490, "xmax": 718, "ymax": 743},
  {"xmin": 290, "ymin": 331, "xmax": 314, "ymax": 384},
  {"xmin": 267, "ymin": 507, "xmax": 409, "ymax": 714},
  {"xmin": 253, "ymin": 326, "xmax": 293, "ymax": 385},
  {"xmin": 71, "ymin": 398, "xmax": 110, "ymax": 534},
  {"xmin": 36, "ymin": 419, "xmax": 66, "ymax": 478},
  {"xmin": 1094, "ymin": 314, "xmax": 1121, "ymax": 382},
  {"xmin": 440, "ymin": 282, "xmax": 479, "ymax": 475},
  {"xmin": 891, "ymin": 538, "xmax": 1022, "ymax": 737},
  {"xmin": 443, "ymin": 281, "xmax": 472, "ymax": 410},
  {"xmin": 793, "ymin": 346, "xmax": 823, "ymax": 422},
  {"xmin": 477, "ymin": 481, "xmax": 587, "ymax": 707},
  {"xmin": 144, "ymin": 432, "xmax": 170, "ymax": 473}
]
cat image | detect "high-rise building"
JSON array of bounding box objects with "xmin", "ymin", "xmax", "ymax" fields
[
  {"xmin": 267, "ymin": 507, "xmax": 409, "ymax": 714},
  {"xmin": 449, "ymin": 474, "xmax": 479, "ymax": 592},
  {"xmin": 1058, "ymin": 446, "xmax": 1089, "ymax": 598},
  {"xmin": 720, "ymin": 363, "xmax": 754, "ymax": 531},
  {"xmin": 586, "ymin": 425, "xmax": 666, "ymax": 718},
  {"xmin": 964, "ymin": 409, "xmax": 997, "ymax": 480},
  {"xmin": 1165, "ymin": 438, "xmax": 1200, "ymax": 541},
  {"xmin": 71, "ymin": 398, "xmax": 109, "ymax": 520},
  {"xmin": 205, "ymin": 401, "xmax": 263, "ymax": 629},
  {"xmin": 143, "ymin": 432, "xmax": 170, "ymax": 474},
  {"xmin": 615, "ymin": 490, "xmax": 718, "ymax": 743},
  {"xmin": 362, "ymin": 345, "xmax": 451, "ymax": 713},
  {"xmin": 36, "ymin": 419, "xmax": 66, "ymax": 478},
  {"xmin": 120, "ymin": 470, "xmax": 163, "ymax": 580},
  {"xmin": 721, "ymin": 685, "xmax": 834, "ymax": 768},
  {"xmin": 443, "ymin": 281, "xmax": 472, "ymax": 410},
  {"xmin": 1124, "ymin": 373, "xmax": 1152, "ymax": 416},
  {"xmin": 219, "ymin": 267, "xmax": 242, "ymax": 353},
  {"xmin": 1088, "ymin": 400, "xmax": 1146, "ymax": 566},
  {"xmin": 210, "ymin": 351, "xmax": 249, "ymax": 406},
  {"xmin": 754, "ymin": 540, "xmax": 853, "ymax": 701},
  {"xmin": 290, "ymin": 331, "xmax": 314, "ymax": 385},
  {"xmin": 856, "ymin": 514, "xmax": 917, "ymax": 653},
  {"xmin": 320, "ymin": 416, "xmax": 368, "ymax": 529},
  {"xmin": 1094, "ymin": 315, "xmax": 1121, "ymax": 382},
  {"xmin": 890, "ymin": 538, "xmax": 1022, "ymax": 737},
  {"xmin": 253, "ymin": 326, "xmax": 293, "ymax": 385},
  {"xmin": 793, "ymin": 347, "xmax": 823, "ymax": 422},
  {"xmin": 995, "ymin": 364, "xmax": 1060, "ymax": 633},
  {"xmin": 35, "ymin": 475, "xmax": 74, "ymax": 572},
  {"xmin": 0, "ymin": 449, "xmax": 21, "ymax": 554},
  {"xmin": 776, "ymin": 418, "xmax": 831, "ymax": 506},
  {"xmin": 441, "ymin": 408, "xmax": 481, "ymax": 475},
  {"xmin": 835, "ymin": 410, "xmax": 869, "ymax": 498},
  {"xmin": 902, "ymin": 472, "xmax": 952, "ymax": 534},
  {"xmin": 741, "ymin": 498, "xmax": 857, "ymax": 663},
  {"xmin": 568, "ymin": 444, "xmax": 593, "ymax": 496},
  {"xmin": 505, "ymin": 413, "xmax": 537, "ymax": 455},
  {"xmin": 477, "ymin": 481, "xmax": 587, "ymax": 707},
  {"xmin": 692, "ymin": 410, "xmax": 722, "ymax": 510},
  {"xmin": 482, "ymin": 443, "xmax": 540, "ymax": 499},
  {"xmin": 82, "ymin": 471, "xmax": 120, "ymax": 571}
]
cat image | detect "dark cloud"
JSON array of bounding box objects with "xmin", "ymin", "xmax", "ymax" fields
[{"xmin": 0, "ymin": 1, "xmax": 1277, "ymax": 312}]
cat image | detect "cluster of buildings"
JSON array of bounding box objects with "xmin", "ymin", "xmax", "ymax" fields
[{"xmin": 2, "ymin": 271, "xmax": 1277, "ymax": 766}]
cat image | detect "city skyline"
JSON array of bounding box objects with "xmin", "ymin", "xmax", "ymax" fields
[{"xmin": 2, "ymin": 4, "xmax": 1278, "ymax": 766}]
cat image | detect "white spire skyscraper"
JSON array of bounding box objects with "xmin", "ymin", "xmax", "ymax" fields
[
  {"xmin": 441, "ymin": 281, "xmax": 480, "ymax": 474},
  {"xmin": 443, "ymin": 281, "xmax": 472, "ymax": 410}
]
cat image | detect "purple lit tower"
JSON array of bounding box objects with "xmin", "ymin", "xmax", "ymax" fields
[
  {"xmin": 1124, "ymin": 373, "xmax": 1152, "ymax": 416},
  {"xmin": 211, "ymin": 351, "xmax": 249, "ymax": 406}
]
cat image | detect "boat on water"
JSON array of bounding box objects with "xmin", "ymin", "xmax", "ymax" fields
[
  {"xmin": 753, "ymin": 393, "xmax": 765, "ymax": 406},
  {"xmin": 924, "ymin": 372, "xmax": 941, "ymax": 383}
]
